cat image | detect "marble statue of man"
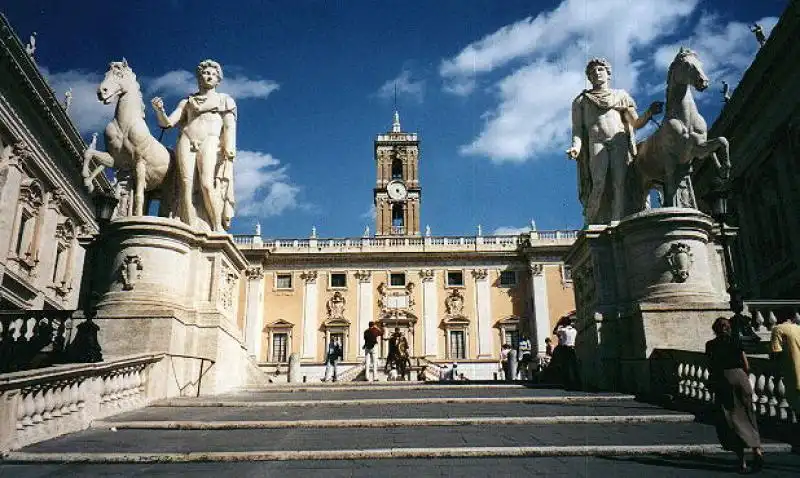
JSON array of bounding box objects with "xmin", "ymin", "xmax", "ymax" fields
[
  {"xmin": 151, "ymin": 60, "xmax": 236, "ymax": 232},
  {"xmin": 64, "ymin": 88, "xmax": 73, "ymax": 112},
  {"xmin": 566, "ymin": 58, "xmax": 662, "ymax": 224}
]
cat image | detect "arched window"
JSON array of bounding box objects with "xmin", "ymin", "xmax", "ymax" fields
[
  {"xmin": 391, "ymin": 158, "xmax": 403, "ymax": 180},
  {"xmin": 391, "ymin": 204, "xmax": 404, "ymax": 234}
]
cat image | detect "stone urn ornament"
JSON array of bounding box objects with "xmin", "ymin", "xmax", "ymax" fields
[{"xmin": 666, "ymin": 243, "xmax": 693, "ymax": 283}]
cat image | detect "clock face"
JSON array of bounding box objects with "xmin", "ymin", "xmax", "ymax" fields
[{"xmin": 387, "ymin": 181, "xmax": 407, "ymax": 200}]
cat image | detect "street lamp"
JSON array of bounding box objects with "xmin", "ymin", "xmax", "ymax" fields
[
  {"xmin": 72, "ymin": 192, "xmax": 118, "ymax": 363},
  {"xmin": 706, "ymin": 179, "xmax": 758, "ymax": 346},
  {"xmin": 92, "ymin": 192, "xmax": 118, "ymax": 229}
]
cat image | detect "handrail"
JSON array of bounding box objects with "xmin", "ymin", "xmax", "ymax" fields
[{"xmin": 162, "ymin": 353, "xmax": 216, "ymax": 398}]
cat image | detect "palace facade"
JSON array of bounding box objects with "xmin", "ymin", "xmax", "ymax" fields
[{"xmin": 233, "ymin": 113, "xmax": 577, "ymax": 378}]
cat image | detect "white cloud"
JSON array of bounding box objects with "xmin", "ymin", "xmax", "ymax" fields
[
  {"xmin": 360, "ymin": 204, "xmax": 376, "ymax": 220},
  {"xmin": 41, "ymin": 68, "xmax": 113, "ymax": 135},
  {"xmin": 653, "ymin": 15, "xmax": 779, "ymax": 97},
  {"xmin": 441, "ymin": 0, "xmax": 709, "ymax": 162},
  {"xmin": 234, "ymin": 150, "xmax": 302, "ymax": 218},
  {"xmin": 146, "ymin": 70, "xmax": 279, "ymax": 100},
  {"xmin": 377, "ymin": 69, "xmax": 425, "ymax": 102}
]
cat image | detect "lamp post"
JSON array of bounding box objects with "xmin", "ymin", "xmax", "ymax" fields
[
  {"xmin": 72, "ymin": 192, "xmax": 118, "ymax": 363},
  {"xmin": 706, "ymin": 180, "xmax": 757, "ymax": 344}
]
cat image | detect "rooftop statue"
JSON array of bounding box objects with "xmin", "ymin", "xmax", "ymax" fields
[
  {"xmin": 82, "ymin": 59, "xmax": 173, "ymax": 217},
  {"xmin": 632, "ymin": 48, "xmax": 730, "ymax": 210},
  {"xmin": 152, "ymin": 60, "xmax": 237, "ymax": 232},
  {"xmin": 567, "ymin": 58, "xmax": 663, "ymax": 224}
]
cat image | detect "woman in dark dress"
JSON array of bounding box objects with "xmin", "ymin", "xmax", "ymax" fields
[{"xmin": 705, "ymin": 317, "xmax": 764, "ymax": 473}]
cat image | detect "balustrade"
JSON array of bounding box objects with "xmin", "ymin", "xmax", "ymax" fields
[
  {"xmin": 1, "ymin": 353, "xmax": 163, "ymax": 451},
  {"xmin": 673, "ymin": 352, "xmax": 797, "ymax": 425},
  {"xmin": 0, "ymin": 310, "xmax": 74, "ymax": 373},
  {"xmin": 745, "ymin": 300, "xmax": 800, "ymax": 332}
]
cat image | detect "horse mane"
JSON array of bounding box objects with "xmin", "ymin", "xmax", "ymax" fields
[
  {"xmin": 109, "ymin": 61, "xmax": 146, "ymax": 117},
  {"xmin": 665, "ymin": 48, "xmax": 696, "ymax": 116}
]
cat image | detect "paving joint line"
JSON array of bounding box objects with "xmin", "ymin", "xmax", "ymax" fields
[
  {"xmin": 3, "ymin": 444, "xmax": 793, "ymax": 463},
  {"xmin": 151, "ymin": 395, "xmax": 638, "ymax": 408},
  {"xmin": 93, "ymin": 414, "xmax": 696, "ymax": 430}
]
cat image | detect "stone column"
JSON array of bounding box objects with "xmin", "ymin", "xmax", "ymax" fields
[
  {"xmin": 530, "ymin": 263, "xmax": 551, "ymax": 355},
  {"xmin": 355, "ymin": 270, "xmax": 373, "ymax": 358},
  {"xmin": 244, "ymin": 266, "xmax": 265, "ymax": 359},
  {"xmin": 301, "ymin": 270, "xmax": 319, "ymax": 361},
  {"xmin": 472, "ymin": 269, "xmax": 492, "ymax": 358},
  {"xmin": 420, "ymin": 269, "xmax": 438, "ymax": 358}
]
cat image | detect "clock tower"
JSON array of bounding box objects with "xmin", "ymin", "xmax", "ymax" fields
[{"xmin": 374, "ymin": 111, "xmax": 421, "ymax": 236}]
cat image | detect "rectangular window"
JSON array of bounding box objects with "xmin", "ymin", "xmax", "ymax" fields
[
  {"xmin": 505, "ymin": 330, "xmax": 520, "ymax": 348},
  {"xmin": 390, "ymin": 272, "xmax": 406, "ymax": 287},
  {"xmin": 330, "ymin": 273, "xmax": 347, "ymax": 288},
  {"xmin": 449, "ymin": 330, "xmax": 466, "ymax": 359},
  {"xmin": 447, "ymin": 271, "xmax": 464, "ymax": 287},
  {"xmin": 272, "ymin": 333, "xmax": 288, "ymax": 362},
  {"xmin": 52, "ymin": 245, "xmax": 65, "ymax": 283},
  {"xmin": 499, "ymin": 270, "xmax": 517, "ymax": 286},
  {"xmin": 15, "ymin": 213, "xmax": 31, "ymax": 255},
  {"xmin": 276, "ymin": 273, "xmax": 292, "ymax": 290}
]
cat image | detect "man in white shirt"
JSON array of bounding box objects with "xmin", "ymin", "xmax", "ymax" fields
[{"xmin": 555, "ymin": 320, "xmax": 580, "ymax": 389}]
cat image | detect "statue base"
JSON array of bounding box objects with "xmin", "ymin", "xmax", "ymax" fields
[
  {"xmin": 565, "ymin": 208, "xmax": 730, "ymax": 394},
  {"xmin": 87, "ymin": 216, "xmax": 265, "ymax": 396}
]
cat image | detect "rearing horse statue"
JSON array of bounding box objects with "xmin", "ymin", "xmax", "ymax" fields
[
  {"xmin": 81, "ymin": 59, "xmax": 173, "ymax": 216},
  {"xmin": 632, "ymin": 48, "xmax": 730, "ymax": 209}
]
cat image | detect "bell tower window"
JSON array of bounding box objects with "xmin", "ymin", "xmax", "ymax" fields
[{"xmin": 391, "ymin": 158, "xmax": 403, "ymax": 180}]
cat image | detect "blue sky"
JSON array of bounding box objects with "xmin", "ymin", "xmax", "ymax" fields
[{"xmin": 2, "ymin": 0, "xmax": 787, "ymax": 238}]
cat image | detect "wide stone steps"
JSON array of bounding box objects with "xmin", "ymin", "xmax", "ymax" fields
[{"xmin": 2, "ymin": 384, "xmax": 799, "ymax": 476}]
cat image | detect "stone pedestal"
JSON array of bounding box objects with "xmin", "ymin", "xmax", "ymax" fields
[
  {"xmin": 565, "ymin": 208, "xmax": 730, "ymax": 394},
  {"xmin": 87, "ymin": 217, "xmax": 265, "ymax": 395}
]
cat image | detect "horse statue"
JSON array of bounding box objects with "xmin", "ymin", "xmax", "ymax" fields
[
  {"xmin": 81, "ymin": 59, "xmax": 173, "ymax": 217},
  {"xmin": 632, "ymin": 48, "xmax": 730, "ymax": 210}
]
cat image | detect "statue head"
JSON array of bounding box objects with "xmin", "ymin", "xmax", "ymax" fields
[
  {"xmin": 585, "ymin": 58, "xmax": 611, "ymax": 88},
  {"xmin": 196, "ymin": 59, "xmax": 223, "ymax": 89},
  {"xmin": 98, "ymin": 58, "xmax": 137, "ymax": 104},
  {"xmin": 668, "ymin": 48, "xmax": 708, "ymax": 92}
]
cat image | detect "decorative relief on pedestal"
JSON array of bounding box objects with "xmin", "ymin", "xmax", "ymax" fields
[
  {"xmin": 530, "ymin": 263, "xmax": 544, "ymax": 276},
  {"xmin": 326, "ymin": 291, "xmax": 346, "ymax": 320},
  {"xmin": 245, "ymin": 266, "xmax": 264, "ymax": 280},
  {"xmin": 10, "ymin": 141, "xmax": 34, "ymax": 166},
  {"xmin": 120, "ymin": 255, "xmax": 143, "ymax": 291},
  {"xmin": 218, "ymin": 262, "xmax": 238, "ymax": 312},
  {"xmin": 354, "ymin": 270, "xmax": 372, "ymax": 283},
  {"xmin": 419, "ymin": 269, "xmax": 435, "ymax": 282},
  {"xmin": 301, "ymin": 270, "xmax": 318, "ymax": 284},
  {"xmin": 666, "ymin": 242, "xmax": 694, "ymax": 283},
  {"xmin": 471, "ymin": 269, "xmax": 488, "ymax": 280},
  {"xmin": 444, "ymin": 288, "xmax": 465, "ymax": 317}
]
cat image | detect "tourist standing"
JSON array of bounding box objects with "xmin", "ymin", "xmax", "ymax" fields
[
  {"xmin": 771, "ymin": 315, "xmax": 800, "ymax": 419},
  {"xmin": 554, "ymin": 319, "xmax": 579, "ymax": 389},
  {"xmin": 363, "ymin": 321, "xmax": 382, "ymax": 381},
  {"xmin": 706, "ymin": 317, "xmax": 764, "ymax": 473},
  {"xmin": 518, "ymin": 335, "xmax": 532, "ymax": 380},
  {"xmin": 322, "ymin": 336, "xmax": 343, "ymax": 382},
  {"xmin": 500, "ymin": 344, "xmax": 512, "ymax": 381}
]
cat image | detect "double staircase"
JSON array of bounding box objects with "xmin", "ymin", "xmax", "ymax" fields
[{"xmin": 2, "ymin": 381, "xmax": 799, "ymax": 476}]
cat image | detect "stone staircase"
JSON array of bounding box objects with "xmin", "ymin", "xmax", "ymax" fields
[{"xmin": 2, "ymin": 383, "xmax": 799, "ymax": 476}]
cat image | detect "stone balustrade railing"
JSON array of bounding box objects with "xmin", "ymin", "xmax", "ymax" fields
[
  {"xmin": 337, "ymin": 363, "xmax": 366, "ymax": 382},
  {"xmin": 232, "ymin": 231, "xmax": 579, "ymax": 253},
  {"xmin": 416, "ymin": 357, "xmax": 444, "ymax": 381},
  {"xmin": 651, "ymin": 349, "xmax": 797, "ymax": 427},
  {"xmin": 0, "ymin": 353, "xmax": 165, "ymax": 451},
  {"xmin": 0, "ymin": 310, "xmax": 74, "ymax": 373},
  {"xmin": 744, "ymin": 300, "xmax": 800, "ymax": 332}
]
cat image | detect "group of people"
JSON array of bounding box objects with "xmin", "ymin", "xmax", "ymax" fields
[
  {"xmin": 705, "ymin": 312, "xmax": 800, "ymax": 473},
  {"xmin": 499, "ymin": 335, "xmax": 534, "ymax": 381},
  {"xmin": 362, "ymin": 322, "xmax": 410, "ymax": 382}
]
